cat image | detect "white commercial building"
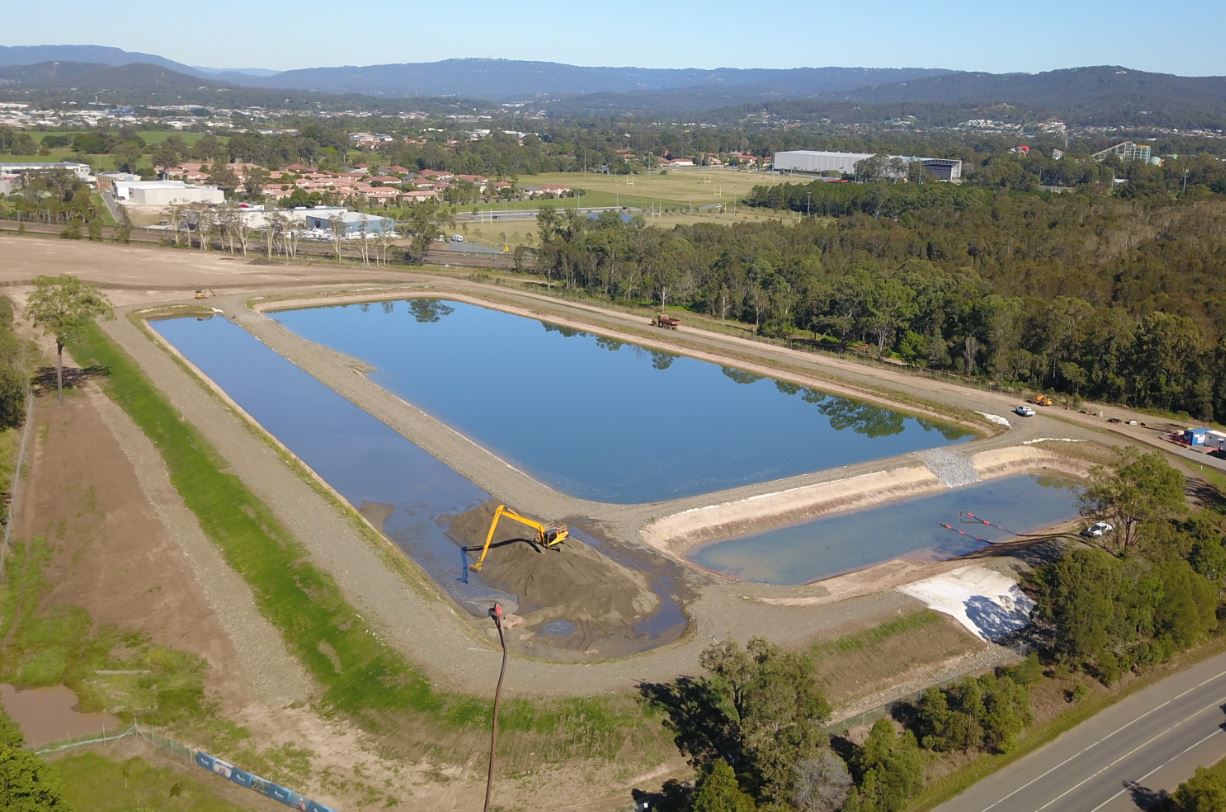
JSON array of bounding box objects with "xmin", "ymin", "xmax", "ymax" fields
[
  {"xmin": 773, "ymin": 149, "xmax": 962, "ymax": 181},
  {"xmin": 0, "ymin": 161, "xmax": 93, "ymax": 183},
  {"xmin": 114, "ymin": 180, "xmax": 224, "ymax": 206}
]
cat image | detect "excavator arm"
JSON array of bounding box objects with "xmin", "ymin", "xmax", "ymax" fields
[{"xmin": 469, "ymin": 504, "xmax": 569, "ymax": 572}]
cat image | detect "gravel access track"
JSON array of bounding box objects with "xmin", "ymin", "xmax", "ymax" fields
[{"xmin": 90, "ymin": 382, "xmax": 314, "ymax": 708}]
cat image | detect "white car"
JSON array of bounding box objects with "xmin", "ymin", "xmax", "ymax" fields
[
  {"xmin": 1014, "ymin": 405, "xmax": 1036, "ymax": 417},
  {"xmin": 451, "ymin": 234, "xmax": 464, "ymax": 242},
  {"xmin": 1082, "ymin": 521, "xmax": 1114, "ymax": 538}
]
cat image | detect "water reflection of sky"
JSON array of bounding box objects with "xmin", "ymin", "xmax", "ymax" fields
[
  {"xmin": 691, "ymin": 474, "xmax": 1081, "ymax": 585},
  {"xmin": 274, "ymin": 299, "xmax": 972, "ymax": 503},
  {"xmin": 151, "ymin": 315, "xmax": 685, "ymax": 647}
]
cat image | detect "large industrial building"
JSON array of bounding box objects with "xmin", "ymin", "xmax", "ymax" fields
[
  {"xmin": 773, "ymin": 150, "xmax": 963, "ymax": 181},
  {"xmin": 303, "ymin": 210, "xmax": 394, "ymax": 236},
  {"xmin": 113, "ymin": 180, "xmax": 225, "ymax": 206},
  {"xmin": 0, "ymin": 161, "xmax": 93, "ymax": 182},
  {"xmin": 0, "ymin": 161, "xmax": 94, "ymax": 194}
]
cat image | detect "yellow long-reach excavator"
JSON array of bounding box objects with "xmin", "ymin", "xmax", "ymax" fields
[{"xmin": 468, "ymin": 504, "xmax": 569, "ymax": 572}]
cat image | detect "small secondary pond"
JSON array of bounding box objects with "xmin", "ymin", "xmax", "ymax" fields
[
  {"xmin": 273, "ymin": 299, "xmax": 972, "ymax": 503},
  {"xmin": 690, "ymin": 474, "xmax": 1081, "ymax": 585},
  {"xmin": 150, "ymin": 315, "xmax": 684, "ymax": 650}
]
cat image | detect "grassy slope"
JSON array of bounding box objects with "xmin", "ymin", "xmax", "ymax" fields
[
  {"xmin": 810, "ymin": 610, "xmax": 981, "ymax": 709},
  {"xmin": 69, "ymin": 320, "xmax": 662, "ymax": 767},
  {"xmin": 53, "ymin": 751, "xmax": 250, "ymax": 812},
  {"xmin": 0, "ymin": 426, "xmax": 16, "ymax": 526}
]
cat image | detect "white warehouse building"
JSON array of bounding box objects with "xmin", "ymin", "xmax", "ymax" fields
[
  {"xmin": 773, "ymin": 150, "xmax": 962, "ymax": 181},
  {"xmin": 114, "ymin": 180, "xmax": 225, "ymax": 206}
]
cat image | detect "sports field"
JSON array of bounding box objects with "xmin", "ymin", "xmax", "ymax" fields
[
  {"xmin": 456, "ymin": 167, "xmax": 792, "ymax": 246},
  {"xmin": 0, "ymin": 130, "xmax": 221, "ymax": 170},
  {"xmin": 474, "ymin": 167, "xmax": 788, "ymax": 214}
]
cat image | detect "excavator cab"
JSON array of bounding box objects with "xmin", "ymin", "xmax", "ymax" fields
[{"xmin": 468, "ymin": 504, "xmax": 569, "ymax": 572}]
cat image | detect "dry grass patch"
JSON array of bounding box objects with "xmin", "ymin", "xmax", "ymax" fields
[{"xmin": 809, "ymin": 611, "xmax": 984, "ymax": 707}]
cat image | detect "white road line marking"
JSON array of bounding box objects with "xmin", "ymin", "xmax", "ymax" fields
[
  {"xmin": 975, "ymin": 666, "xmax": 1226, "ymax": 812},
  {"xmin": 1035, "ymin": 696, "xmax": 1226, "ymax": 810},
  {"xmin": 1087, "ymin": 728, "xmax": 1225, "ymax": 812}
]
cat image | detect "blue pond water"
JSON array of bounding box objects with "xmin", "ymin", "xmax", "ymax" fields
[
  {"xmin": 273, "ymin": 300, "xmax": 972, "ymax": 503},
  {"xmin": 690, "ymin": 474, "xmax": 1081, "ymax": 585},
  {"xmin": 150, "ymin": 315, "xmax": 683, "ymax": 643}
]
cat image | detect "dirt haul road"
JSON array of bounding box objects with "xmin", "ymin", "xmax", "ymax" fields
[{"xmin": 0, "ymin": 236, "xmax": 1174, "ymax": 702}]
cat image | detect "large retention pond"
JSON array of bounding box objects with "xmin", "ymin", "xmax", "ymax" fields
[
  {"xmin": 150, "ymin": 315, "xmax": 684, "ymax": 649},
  {"xmin": 273, "ymin": 299, "xmax": 973, "ymax": 503},
  {"xmin": 690, "ymin": 474, "xmax": 1082, "ymax": 584}
]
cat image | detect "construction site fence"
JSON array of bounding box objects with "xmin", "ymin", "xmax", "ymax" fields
[{"xmin": 36, "ymin": 722, "xmax": 337, "ymax": 812}]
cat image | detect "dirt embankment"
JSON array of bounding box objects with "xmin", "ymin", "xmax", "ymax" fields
[
  {"xmin": 643, "ymin": 446, "xmax": 1087, "ymax": 561},
  {"xmin": 642, "ymin": 465, "xmax": 943, "ymax": 558},
  {"xmin": 446, "ymin": 502, "xmax": 660, "ymax": 656}
]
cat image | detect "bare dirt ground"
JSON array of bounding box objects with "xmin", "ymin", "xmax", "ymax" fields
[
  {"xmin": 0, "ymin": 684, "xmax": 119, "ymax": 748},
  {"xmin": 17, "ymin": 387, "xmax": 250, "ymax": 711},
  {"xmin": 447, "ymin": 501, "xmax": 660, "ymax": 656},
  {"xmin": 8, "ymin": 379, "xmax": 480, "ymax": 810}
]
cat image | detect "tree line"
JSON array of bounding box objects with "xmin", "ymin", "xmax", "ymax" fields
[
  {"xmin": 645, "ymin": 451, "xmax": 1224, "ymax": 811},
  {"xmin": 534, "ymin": 186, "xmax": 1226, "ymax": 420},
  {"xmin": 0, "ymin": 298, "xmax": 30, "ymax": 432}
]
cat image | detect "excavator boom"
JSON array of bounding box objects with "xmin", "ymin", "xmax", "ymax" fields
[{"xmin": 469, "ymin": 504, "xmax": 569, "ymax": 571}]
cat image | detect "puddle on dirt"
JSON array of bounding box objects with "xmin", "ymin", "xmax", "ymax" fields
[
  {"xmin": 690, "ymin": 474, "xmax": 1082, "ymax": 585},
  {"xmin": 273, "ymin": 299, "xmax": 973, "ymax": 503},
  {"xmin": 538, "ymin": 620, "xmax": 577, "ymax": 637},
  {"xmin": 0, "ymin": 684, "xmax": 119, "ymax": 748},
  {"xmin": 151, "ymin": 315, "xmax": 686, "ymax": 655}
]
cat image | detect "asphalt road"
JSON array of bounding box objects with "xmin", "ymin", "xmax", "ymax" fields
[{"xmin": 936, "ymin": 652, "xmax": 1226, "ymax": 811}]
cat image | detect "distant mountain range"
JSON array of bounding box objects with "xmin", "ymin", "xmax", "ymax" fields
[
  {"xmin": 2, "ymin": 45, "xmax": 1225, "ymax": 128},
  {"xmin": 247, "ymin": 60, "xmax": 953, "ymax": 100},
  {"xmin": 0, "ymin": 45, "xmax": 952, "ymax": 101}
]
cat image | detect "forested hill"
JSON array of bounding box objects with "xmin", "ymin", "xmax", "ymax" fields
[
  {"xmin": 3, "ymin": 47, "xmax": 1226, "ymax": 128},
  {"xmin": 241, "ymin": 61, "xmax": 952, "ymax": 101},
  {"xmin": 830, "ymin": 66, "xmax": 1226, "ymax": 128},
  {"xmin": 0, "ymin": 62, "xmax": 483, "ymax": 112},
  {"xmin": 0, "ymin": 61, "xmax": 223, "ymax": 92},
  {"xmin": 0, "ymin": 44, "xmax": 196, "ymax": 73},
  {"xmin": 531, "ymin": 188, "xmax": 1226, "ymax": 421}
]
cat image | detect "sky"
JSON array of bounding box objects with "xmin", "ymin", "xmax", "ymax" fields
[{"xmin": 4, "ymin": 0, "xmax": 1224, "ymax": 76}]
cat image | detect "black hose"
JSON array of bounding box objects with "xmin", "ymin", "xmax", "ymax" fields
[{"xmin": 483, "ymin": 604, "xmax": 508, "ymax": 812}]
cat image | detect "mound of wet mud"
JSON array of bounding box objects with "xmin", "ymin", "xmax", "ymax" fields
[{"xmin": 445, "ymin": 502, "xmax": 660, "ymax": 653}]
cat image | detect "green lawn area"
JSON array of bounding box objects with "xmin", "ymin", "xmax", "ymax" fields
[
  {"xmin": 0, "ymin": 130, "xmax": 221, "ymax": 171},
  {"xmin": 0, "ymin": 146, "xmax": 117, "ymax": 171},
  {"xmin": 521, "ymin": 168, "xmax": 789, "ymax": 210},
  {"xmin": 135, "ymin": 130, "xmax": 216, "ymax": 146},
  {"xmin": 0, "ymin": 425, "xmax": 17, "ymax": 532},
  {"xmin": 456, "ymin": 206, "xmax": 784, "ymax": 248},
  {"xmin": 29, "ymin": 129, "xmax": 218, "ymax": 147},
  {"xmin": 53, "ymin": 751, "xmax": 251, "ymax": 812}
]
